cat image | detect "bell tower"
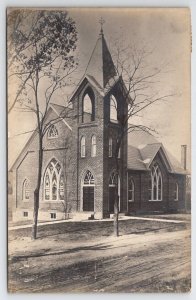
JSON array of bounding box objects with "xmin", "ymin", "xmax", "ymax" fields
[{"xmin": 70, "ymin": 22, "xmax": 128, "ymax": 218}]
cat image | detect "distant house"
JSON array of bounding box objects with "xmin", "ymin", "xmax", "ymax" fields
[{"xmin": 10, "ymin": 29, "xmax": 188, "ymax": 222}]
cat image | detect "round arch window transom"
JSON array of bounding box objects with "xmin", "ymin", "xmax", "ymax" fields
[
  {"xmin": 83, "ymin": 170, "xmax": 95, "ymax": 185},
  {"xmin": 109, "ymin": 171, "xmax": 118, "ymax": 187}
]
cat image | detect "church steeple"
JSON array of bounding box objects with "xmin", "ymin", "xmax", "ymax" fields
[{"xmin": 85, "ymin": 21, "xmax": 117, "ymax": 89}]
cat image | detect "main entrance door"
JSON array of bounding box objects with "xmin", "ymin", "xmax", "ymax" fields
[
  {"xmin": 82, "ymin": 170, "xmax": 95, "ymax": 211},
  {"xmin": 109, "ymin": 186, "xmax": 115, "ymax": 213},
  {"xmin": 83, "ymin": 186, "xmax": 94, "ymax": 211}
]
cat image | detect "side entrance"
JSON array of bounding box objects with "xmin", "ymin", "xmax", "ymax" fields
[{"xmin": 82, "ymin": 170, "xmax": 95, "ymax": 212}]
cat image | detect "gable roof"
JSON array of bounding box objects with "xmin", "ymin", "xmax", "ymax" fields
[
  {"xmin": 9, "ymin": 104, "xmax": 72, "ymax": 171},
  {"xmin": 128, "ymin": 131, "xmax": 188, "ymax": 175},
  {"xmin": 127, "ymin": 145, "xmax": 147, "ymax": 170}
]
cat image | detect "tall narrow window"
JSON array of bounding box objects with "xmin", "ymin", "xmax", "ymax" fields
[
  {"xmin": 45, "ymin": 172, "xmax": 50, "ymax": 200},
  {"xmin": 174, "ymin": 182, "xmax": 179, "ymax": 201},
  {"xmin": 128, "ymin": 177, "xmax": 134, "ymax": 202},
  {"xmin": 43, "ymin": 158, "xmax": 64, "ymax": 201},
  {"xmin": 110, "ymin": 95, "xmax": 118, "ymax": 122},
  {"xmin": 52, "ymin": 172, "xmax": 57, "ymax": 200},
  {"xmin": 59, "ymin": 173, "xmax": 65, "ymax": 200},
  {"xmin": 81, "ymin": 136, "xmax": 86, "ymax": 157},
  {"xmin": 82, "ymin": 89, "xmax": 95, "ymax": 123},
  {"xmin": 149, "ymin": 163, "xmax": 162, "ymax": 201},
  {"xmin": 109, "ymin": 137, "xmax": 113, "ymax": 157},
  {"xmin": 47, "ymin": 124, "xmax": 58, "ymax": 138},
  {"xmin": 91, "ymin": 135, "xmax": 96, "ymax": 157},
  {"xmin": 117, "ymin": 139, "xmax": 121, "ymax": 158},
  {"xmin": 22, "ymin": 179, "xmax": 30, "ymax": 200}
]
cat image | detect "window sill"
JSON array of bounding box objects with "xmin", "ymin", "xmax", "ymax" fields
[
  {"xmin": 47, "ymin": 136, "xmax": 58, "ymax": 140},
  {"xmin": 128, "ymin": 200, "xmax": 134, "ymax": 202},
  {"xmin": 148, "ymin": 199, "xmax": 162, "ymax": 202},
  {"xmin": 43, "ymin": 199, "xmax": 64, "ymax": 202},
  {"xmin": 110, "ymin": 120, "xmax": 119, "ymax": 124},
  {"xmin": 79, "ymin": 122, "xmax": 98, "ymax": 127},
  {"xmin": 174, "ymin": 199, "xmax": 179, "ymax": 201}
]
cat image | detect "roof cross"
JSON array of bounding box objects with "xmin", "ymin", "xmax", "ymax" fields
[{"xmin": 99, "ymin": 17, "xmax": 105, "ymax": 33}]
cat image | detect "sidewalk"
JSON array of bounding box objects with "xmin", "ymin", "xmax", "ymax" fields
[{"xmin": 8, "ymin": 215, "xmax": 185, "ymax": 231}]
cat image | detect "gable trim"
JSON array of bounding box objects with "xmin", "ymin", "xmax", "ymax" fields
[
  {"xmin": 68, "ymin": 75, "xmax": 105, "ymax": 103},
  {"xmin": 149, "ymin": 144, "xmax": 174, "ymax": 172},
  {"xmin": 50, "ymin": 104, "xmax": 72, "ymax": 131}
]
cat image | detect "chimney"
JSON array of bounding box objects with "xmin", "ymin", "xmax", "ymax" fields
[{"xmin": 181, "ymin": 145, "xmax": 187, "ymax": 170}]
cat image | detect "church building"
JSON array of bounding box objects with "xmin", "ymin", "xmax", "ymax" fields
[{"xmin": 10, "ymin": 28, "xmax": 188, "ymax": 222}]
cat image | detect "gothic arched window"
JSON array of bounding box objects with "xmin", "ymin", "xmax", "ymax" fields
[
  {"xmin": 81, "ymin": 136, "xmax": 86, "ymax": 157},
  {"xmin": 22, "ymin": 179, "xmax": 30, "ymax": 200},
  {"xmin": 43, "ymin": 158, "xmax": 64, "ymax": 201},
  {"xmin": 110, "ymin": 95, "xmax": 118, "ymax": 122},
  {"xmin": 148, "ymin": 163, "xmax": 162, "ymax": 201},
  {"xmin": 109, "ymin": 137, "xmax": 113, "ymax": 157},
  {"xmin": 82, "ymin": 89, "xmax": 95, "ymax": 123},
  {"xmin": 128, "ymin": 177, "xmax": 134, "ymax": 202},
  {"xmin": 47, "ymin": 124, "xmax": 58, "ymax": 138},
  {"xmin": 174, "ymin": 182, "xmax": 179, "ymax": 201},
  {"xmin": 91, "ymin": 135, "xmax": 96, "ymax": 157}
]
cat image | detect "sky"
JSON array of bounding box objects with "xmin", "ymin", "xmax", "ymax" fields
[{"xmin": 8, "ymin": 8, "xmax": 191, "ymax": 169}]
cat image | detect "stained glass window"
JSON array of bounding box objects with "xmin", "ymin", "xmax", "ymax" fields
[
  {"xmin": 43, "ymin": 158, "xmax": 64, "ymax": 201},
  {"xmin": 149, "ymin": 163, "xmax": 162, "ymax": 201}
]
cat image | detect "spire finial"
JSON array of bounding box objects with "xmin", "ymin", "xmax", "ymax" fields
[{"xmin": 99, "ymin": 17, "xmax": 105, "ymax": 34}]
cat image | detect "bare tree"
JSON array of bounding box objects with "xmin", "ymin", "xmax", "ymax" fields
[
  {"xmin": 61, "ymin": 135, "xmax": 77, "ymax": 220},
  {"xmin": 7, "ymin": 9, "xmax": 78, "ymax": 239},
  {"xmin": 109, "ymin": 41, "xmax": 174, "ymax": 237}
]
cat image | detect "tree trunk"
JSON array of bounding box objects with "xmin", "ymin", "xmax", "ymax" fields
[
  {"xmin": 114, "ymin": 192, "xmax": 119, "ymax": 237},
  {"xmin": 32, "ymin": 189, "xmax": 39, "ymax": 239},
  {"xmin": 114, "ymin": 158, "xmax": 120, "ymax": 237},
  {"xmin": 32, "ymin": 145, "xmax": 43, "ymax": 239},
  {"xmin": 113, "ymin": 137, "xmax": 121, "ymax": 237}
]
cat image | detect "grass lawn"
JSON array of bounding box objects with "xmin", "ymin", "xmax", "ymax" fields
[{"xmin": 8, "ymin": 214, "xmax": 191, "ymax": 293}]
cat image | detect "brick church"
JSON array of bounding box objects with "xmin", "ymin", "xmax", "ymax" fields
[{"xmin": 10, "ymin": 29, "xmax": 187, "ymax": 222}]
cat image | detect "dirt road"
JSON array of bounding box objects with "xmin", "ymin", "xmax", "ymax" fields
[{"xmin": 8, "ymin": 217, "xmax": 191, "ymax": 293}]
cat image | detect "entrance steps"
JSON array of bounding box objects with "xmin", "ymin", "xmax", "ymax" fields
[
  {"xmin": 109, "ymin": 212, "xmax": 126, "ymax": 219},
  {"xmin": 72, "ymin": 212, "xmax": 94, "ymax": 221}
]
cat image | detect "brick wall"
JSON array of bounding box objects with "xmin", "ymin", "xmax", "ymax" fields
[
  {"xmin": 14, "ymin": 108, "xmax": 78, "ymax": 218},
  {"xmin": 127, "ymin": 152, "xmax": 186, "ymax": 213}
]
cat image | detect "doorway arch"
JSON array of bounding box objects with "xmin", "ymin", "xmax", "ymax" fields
[{"xmin": 82, "ymin": 170, "xmax": 95, "ymax": 211}]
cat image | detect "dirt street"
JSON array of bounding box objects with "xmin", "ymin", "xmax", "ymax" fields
[{"xmin": 8, "ymin": 216, "xmax": 191, "ymax": 293}]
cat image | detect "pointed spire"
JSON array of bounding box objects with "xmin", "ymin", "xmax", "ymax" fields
[{"xmin": 85, "ymin": 20, "xmax": 117, "ymax": 89}]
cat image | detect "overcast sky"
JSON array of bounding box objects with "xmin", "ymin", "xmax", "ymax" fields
[{"xmin": 8, "ymin": 8, "xmax": 191, "ymax": 169}]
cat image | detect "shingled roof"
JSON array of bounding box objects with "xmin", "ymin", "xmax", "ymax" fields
[{"xmin": 128, "ymin": 131, "xmax": 188, "ymax": 175}]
